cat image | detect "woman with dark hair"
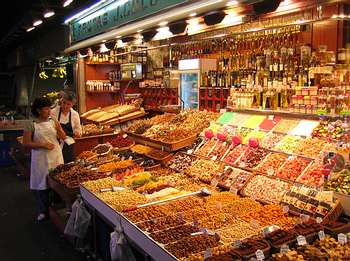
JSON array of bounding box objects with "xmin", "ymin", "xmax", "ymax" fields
[
  {"xmin": 23, "ymin": 97, "xmax": 66, "ymax": 221},
  {"xmin": 51, "ymin": 91, "xmax": 82, "ymax": 163}
]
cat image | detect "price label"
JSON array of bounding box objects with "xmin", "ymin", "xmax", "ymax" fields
[
  {"xmin": 338, "ymin": 233, "xmax": 347, "ymax": 244},
  {"xmin": 214, "ymin": 232, "xmax": 220, "ymax": 241},
  {"xmin": 250, "ymin": 219, "xmax": 260, "ymax": 229},
  {"xmin": 280, "ymin": 244, "xmax": 289, "ymax": 254},
  {"xmin": 233, "ymin": 240, "xmax": 241, "ymax": 248},
  {"xmin": 316, "ymin": 217, "xmax": 323, "ymax": 224},
  {"xmin": 282, "ymin": 205, "xmax": 289, "ymax": 214},
  {"xmin": 256, "ymin": 249, "xmax": 265, "ymax": 260},
  {"xmin": 122, "ymin": 134, "xmax": 128, "ymax": 138},
  {"xmin": 211, "ymin": 156, "xmax": 218, "ymax": 161},
  {"xmin": 193, "ymin": 219, "xmax": 200, "ymax": 227},
  {"xmin": 177, "ymin": 212, "xmax": 184, "ymax": 222},
  {"xmin": 297, "ymin": 235, "xmax": 307, "ymax": 246},
  {"xmin": 267, "ymin": 168, "xmax": 275, "ymax": 176},
  {"xmin": 229, "ymin": 186, "xmax": 238, "ymax": 195},
  {"xmin": 318, "ymin": 230, "xmax": 325, "ymax": 241},
  {"xmin": 211, "ymin": 178, "xmax": 219, "ymax": 188},
  {"xmin": 187, "ymin": 149, "xmax": 193, "ymax": 154},
  {"xmin": 300, "ymin": 214, "xmax": 310, "ymax": 223},
  {"xmin": 204, "ymin": 248, "xmax": 212, "ymax": 259}
]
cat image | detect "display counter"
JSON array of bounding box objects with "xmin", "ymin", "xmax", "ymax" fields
[{"xmin": 80, "ymin": 185, "xmax": 178, "ymax": 261}]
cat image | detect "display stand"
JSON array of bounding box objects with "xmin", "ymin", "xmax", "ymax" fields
[{"xmin": 80, "ymin": 185, "xmax": 177, "ymax": 261}]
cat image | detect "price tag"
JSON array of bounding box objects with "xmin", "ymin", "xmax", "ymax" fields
[
  {"xmin": 193, "ymin": 219, "xmax": 199, "ymax": 227},
  {"xmin": 211, "ymin": 156, "xmax": 218, "ymax": 161},
  {"xmin": 338, "ymin": 233, "xmax": 347, "ymax": 244},
  {"xmin": 177, "ymin": 212, "xmax": 184, "ymax": 222},
  {"xmin": 250, "ymin": 219, "xmax": 260, "ymax": 229},
  {"xmin": 297, "ymin": 235, "xmax": 307, "ymax": 246},
  {"xmin": 214, "ymin": 232, "xmax": 220, "ymax": 241},
  {"xmin": 282, "ymin": 205, "xmax": 289, "ymax": 214},
  {"xmin": 204, "ymin": 248, "xmax": 212, "ymax": 259},
  {"xmin": 211, "ymin": 178, "xmax": 219, "ymax": 188},
  {"xmin": 267, "ymin": 168, "xmax": 275, "ymax": 176},
  {"xmin": 300, "ymin": 214, "xmax": 310, "ymax": 223},
  {"xmin": 256, "ymin": 249, "xmax": 265, "ymax": 260},
  {"xmin": 280, "ymin": 244, "xmax": 289, "ymax": 254},
  {"xmin": 239, "ymin": 162, "xmax": 246, "ymax": 168},
  {"xmin": 122, "ymin": 134, "xmax": 128, "ymax": 138},
  {"xmin": 200, "ymin": 227, "xmax": 209, "ymax": 235},
  {"xmin": 187, "ymin": 149, "xmax": 193, "ymax": 154},
  {"xmin": 229, "ymin": 186, "xmax": 238, "ymax": 195},
  {"xmin": 233, "ymin": 240, "xmax": 241, "ymax": 248},
  {"xmin": 316, "ymin": 217, "xmax": 323, "ymax": 224},
  {"xmin": 318, "ymin": 230, "xmax": 325, "ymax": 241}
]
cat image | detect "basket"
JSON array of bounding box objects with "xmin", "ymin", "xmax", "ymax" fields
[
  {"xmin": 324, "ymin": 221, "xmax": 350, "ymax": 236},
  {"xmin": 113, "ymin": 140, "xmax": 135, "ymax": 153},
  {"xmin": 322, "ymin": 200, "xmax": 343, "ymax": 225}
]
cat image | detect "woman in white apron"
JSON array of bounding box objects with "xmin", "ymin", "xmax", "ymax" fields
[{"xmin": 23, "ymin": 97, "xmax": 66, "ymax": 221}]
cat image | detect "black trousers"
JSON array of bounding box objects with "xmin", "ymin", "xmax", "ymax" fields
[
  {"xmin": 35, "ymin": 189, "xmax": 50, "ymax": 215},
  {"xmin": 62, "ymin": 143, "xmax": 75, "ymax": 163}
]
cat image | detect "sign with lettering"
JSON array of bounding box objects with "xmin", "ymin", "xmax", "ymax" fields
[{"xmin": 70, "ymin": 0, "xmax": 187, "ymax": 42}]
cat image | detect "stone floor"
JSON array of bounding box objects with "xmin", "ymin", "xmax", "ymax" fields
[{"xmin": 0, "ymin": 165, "xmax": 86, "ymax": 261}]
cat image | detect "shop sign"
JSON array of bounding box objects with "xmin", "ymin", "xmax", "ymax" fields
[{"xmin": 71, "ymin": 0, "xmax": 187, "ymax": 42}]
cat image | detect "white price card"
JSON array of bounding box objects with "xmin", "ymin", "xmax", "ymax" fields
[
  {"xmin": 316, "ymin": 217, "xmax": 323, "ymax": 224},
  {"xmin": 282, "ymin": 205, "xmax": 289, "ymax": 214},
  {"xmin": 300, "ymin": 214, "xmax": 310, "ymax": 223},
  {"xmin": 229, "ymin": 186, "xmax": 238, "ymax": 195},
  {"xmin": 187, "ymin": 149, "xmax": 193, "ymax": 154},
  {"xmin": 256, "ymin": 249, "xmax": 265, "ymax": 260},
  {"xmin": 267, "ymin": 168, "xmax": 275, "ymax": 176},
  {"xmin": 204, "ymin": 248, "xmax": 212, "ymax": 259},
  {"xmin": 233, "ymin": 240, "xmax": 241, "ymax": 248},
  {"xmin": 280, "ymin": 244, "xmax": 289, "ymax": 254},
  {"xmin": 318, "ymin": 230, "xmax": 325, "ymax": 241},
  {"xmin": 211, "ymin": 156, "xmax": 218, "ymax": 161},
  {"xmin": 250, "ymin": 219, "xmax": 260, "ymax": 229},
  {"xmin": 122, "ymin": 134, "xmax": 128, "ymax": 138},
  {"xmin": 338, "ymin": 233, "xmax": 347, "ymax": 244},
  {"xmin": 297, "ymin": 235, "xmax": 307, "ymax": 246},
  {"xmin": 211, "ymin": 178, "xmax": 219, "ymax": 188}
]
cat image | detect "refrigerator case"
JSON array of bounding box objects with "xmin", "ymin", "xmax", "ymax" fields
[{"xmin": 179, "ymin": 59, "xmax": 216, "ymax": 109}]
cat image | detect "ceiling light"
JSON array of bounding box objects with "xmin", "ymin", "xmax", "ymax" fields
[
  {"xmin": 115, "ymin": 35, "xmax": 121, "ymax": 38},
  {"xmin": 33, "ymin": 20, "xmax": 43, "ymax": 26},
  {"xmin": 102, "ymin": 39, "xmax": 106, "ymax": 42},
  {"xmin": 63, "ymin": 0, "xmax": 73, "ymax": 7},
  {"xmin": 137, "ymin": 29, "xmax": 143, "ymax": 33},
  {"xmin": 226, "ymin": 0, "xmax": 238, "ymax": 6},
  {"xmin": 26, "ymin": 27, "xmax": 35, "ymax": 32},
  {"xmin": 158, "ymin": 21, "xmax": 168, "ymax": 26},
  {"xmin": 189, "ymin": 13, "xmax": 197, "ymax": 17},
  {"xmin": 100, "ymin": 43, "xmax": 109, "ymax": 53},
  {"xmin": 44, "ymin": 10, "xmax": 55, "ymax": 18}
]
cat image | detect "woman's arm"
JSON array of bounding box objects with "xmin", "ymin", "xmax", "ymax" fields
[
  {"xmin": 22, "ymin": 130, "xmax": 54, "ymax": 150},
  {"xmin": 53, "ymin": 119, "xmax": 67, "ymax": 140},
  {"xmin": 72, "ymin": 111, "xmax": 82, "ymax": 138}
]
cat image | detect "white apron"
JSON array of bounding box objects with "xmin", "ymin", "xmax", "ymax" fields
[{"xmin": 30, "ymin": 119, "xmax": 64, "ymax": 190}]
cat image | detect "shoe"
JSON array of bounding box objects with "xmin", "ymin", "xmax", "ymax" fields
[{"xmin": 36, "ymin": 213, "xmax": 47, "ymax": 222}]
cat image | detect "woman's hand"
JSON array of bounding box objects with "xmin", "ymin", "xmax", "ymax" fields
[
  {"xmin": 43, "ymin": 142, "xmax": 55, "ymax": 150},
  {"xmin": 53, "ymin": 119, "xmax": 67, "ymax": 140}
]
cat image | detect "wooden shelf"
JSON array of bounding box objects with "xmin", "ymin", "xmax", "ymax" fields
[
  {"xmin": 227, "ymin": 107, "xmax": 342, "ymax": 120},
  {"xmin": 86, "ymin": 62, "xmax": 120, "ymax": 65},
  {"xmin": 86, "ymin": 90, "xmax": 120, "ymax": 93}
]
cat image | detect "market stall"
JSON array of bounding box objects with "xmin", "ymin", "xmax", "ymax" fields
[{"xmin": 56, "ymin": 0, "xmax": 350, "ymax": 259}]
